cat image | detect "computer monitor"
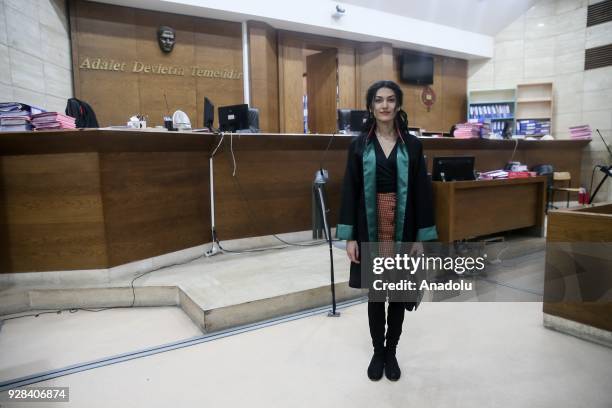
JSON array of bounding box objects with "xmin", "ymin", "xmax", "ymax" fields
[
  {"xmin": 218, "ymin": 104, "xmax": 249, "ymax": 132},
  {"xmin": 337, "ymin": 109, "xmax": 351, "ymax": 132},
  {"xmin": 350, "ymin": 110, "xmax": 368, "ymax": 133},
  {"xmin": 432, "ymin": 156, "xmax": 476, "ymax": 182},
  {"xmin": 248, "ymin": 108, "xmax": 259, "ymax": 132},
  {"xmin": 204, "ymin": 97, "xmax": 214, "ymax": 129}
]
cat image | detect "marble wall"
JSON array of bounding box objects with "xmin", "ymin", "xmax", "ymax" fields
[
  {"xmin": 468, "ymin": 0, "xmax": 612, "ymax": 202},
  {"xmin": 0, "ymin": 0, "xmax": 73, "ymax": 113}
]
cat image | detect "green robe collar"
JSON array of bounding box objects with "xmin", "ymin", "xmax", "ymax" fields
[{"xmin": 362, "ymin": 132, "xmax": 409, "ymax": 242}]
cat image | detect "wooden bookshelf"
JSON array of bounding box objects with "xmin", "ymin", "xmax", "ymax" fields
[
  {"xmin": 467, "ymin": 88, "xmax": 516, "ymax": 138},
  {"xmin": 516, "ymin": 83, "xmax": 553, "ymax": 136}
]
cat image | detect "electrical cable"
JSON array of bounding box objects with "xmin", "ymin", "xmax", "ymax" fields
[
  {"xmin": 0, "ymin": 252, "xmax": 208, "ymax": 324},
  {"xmin": 319, "ymin": 132, "xmax": 337, "ymax": 171},
  {"xmin": 230, "ymin": 133, "xmax": 237, "ymax": 176},
  {"xmin": 509, "ymin": 137, "xmax": 519, "ymax": 164},
  {"xmin": 589, "ymin": 164, "xmax": 599, "ymax": 196},
  {"xmin": 213, "ymin": 134, "xmax": 334, "ymax": 253},
  {"xmin": 210, "ymin": 132, "xmax": 225, "ymax": 158}
]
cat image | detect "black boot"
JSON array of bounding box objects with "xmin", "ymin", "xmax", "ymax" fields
[
  {"xmin": 367, "ymin": 346, "xmax": 385, "ymax": 381},
  {"xmin": 384, "ymin": 345, "xmax": 401, "ymax": 381},
  {"xmin": 384, "ymin": 302, "xmax": 405, "ymax": 381},
  {"xmin": 367, "ymin": 302, "xmax": 386, "ymax": 381}
]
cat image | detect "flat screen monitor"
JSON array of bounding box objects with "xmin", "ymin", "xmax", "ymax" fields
[
  {"xmin": 432, "ymin": 156, "xmax": 476, "ymax": 182},
  {"xmin": 349, "ymin": 110, "xmax": 368, "ymax": 133},
  {"xmin": 218, "ymin": 104, "xmax": 249, "ymax": 132},
  {"xmin": 248, "ymin": 108, "xmax": 259, "ymax": 132},
  {"xmin": 204, "ymin": 97, "xmax": 214, "ymax": 129},
  {"xmin": 337, "ymin": 109, "xmax": 351, "ymax": 132},
  {"xmin": 400, "ymin": 52, "xmax": 434, "ymax": 85}
]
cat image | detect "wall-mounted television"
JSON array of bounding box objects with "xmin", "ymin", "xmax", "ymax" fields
[{"xmin": 400, "ymin": 52, "xmax": 434, "ymax": 85}]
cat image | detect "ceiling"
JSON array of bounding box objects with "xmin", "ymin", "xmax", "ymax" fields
[{"xmin": 341, "ymin": 0, "xmax": 536, "ymax": 36}]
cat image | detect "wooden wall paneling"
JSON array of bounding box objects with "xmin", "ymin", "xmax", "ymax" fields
[
  {"xmin": 70, "ymin": 0, "xmax": 243, "ymax": 128},
  {"xmin": 441, "ymin": 57, "xmax": 467, "ymax": 131},
  {"xmin": 392, "ymin": 51, "xmax": 416, "ymax": 125},
  {"xmin": 278, "ymin": 32, "xmax": 305, "ymax": 133},
  {"xmin": 99, "ymin": 152, "xmax": 210, "ymax": 267},
  {"xmin": 277, "ymin": 30, "xmax": 361, "ymax": 131},
  {"xmin": 71, "ymin": 0, "xmax": 140, "ymax": 127},
  {"xmin": 194, "ymin": 18, "xmax": 244, "ymax": 129},
  {"xmin": 248, "ymin": 21, "xmax": 279, "ymax": 132},
  {"xmin": 0, "ymin": 153, "xmax": 108, "ymax": 272},
  {"xmin": 356, "ymin": 43, "xmax": 394, "ymax": 110},
  {"xmin": 411, "ymin": 55, "xmax": 444, "ymax": 131},
  {"xmin": 306, "ymin": 49, "xmax": 338, "ymax": 134},
  {"xmin": 135, "ymin": 9, "xmax": 198, "ymax": 128},
  {"xmin": 393, "ymin": 50, "xmax": 467, "ymax": 132},
  {"xmin": 337, "ymin": 47, "xmax": 357, "ymax": 109}
]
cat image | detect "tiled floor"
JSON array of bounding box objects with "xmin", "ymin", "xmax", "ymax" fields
[
  {"xmin": 0, "ymin": 302, "xmax": 611, "ymax": 408},
  {"xmin": 1, "ymin": 240, "xmax": 610, "ymax": 407}
]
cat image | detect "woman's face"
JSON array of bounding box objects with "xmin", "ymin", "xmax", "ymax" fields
[{"xmin": 372, "ymin": 87, "xmax": 398, "ymax": 123}]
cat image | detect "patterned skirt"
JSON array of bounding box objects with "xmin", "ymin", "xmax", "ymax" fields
[{"xmin": 377, "ymin": 192, "xmax": 396, "ymax": 257}]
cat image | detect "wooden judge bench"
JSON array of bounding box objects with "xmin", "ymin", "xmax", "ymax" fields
[{"xmin": 0, "ymin": 129, "xmax": 588, "ymax": 273}]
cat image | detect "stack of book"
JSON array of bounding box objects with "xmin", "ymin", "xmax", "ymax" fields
[
  {"xmin": 516, "ymin": 119, "xmax": 550, "ymax": 136},
  {"xmin": 569, "ymin": 125, "xmax": 592, "ymax": 140},
  {"xmin": 32, "ymin": 112, "xmax": 76, "ymax": 130}
]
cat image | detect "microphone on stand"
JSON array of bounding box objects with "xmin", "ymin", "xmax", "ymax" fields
[
  {"xmin": 313, "ymin": 168, "xmax": 340, "ymax": 317},
  {"xmin": 588, "ymin": 129, "xmax": 612, "ymax": 204}
]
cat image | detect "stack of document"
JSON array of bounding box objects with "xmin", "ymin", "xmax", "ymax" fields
[
  {"xmin": 0, "ymin": 114, "xmax": 31, "ymax": 131},
  {"xmin": 0, "ymin": 102, "xmax": 44, "ymax": 131},
  {"xmin": 454, "ymin": 122, "xmax": 483, "ymax": 139},
  {"xmin": 569, "ymin": 125, "xmax": 592, "ymax": 140},
  {"xmin": 32, "ymin": 112, "xmax": 76, "ymax": 130},
  {"xmin": 478, "ymin": 170, "xmax": 509, "ymax": 179}
]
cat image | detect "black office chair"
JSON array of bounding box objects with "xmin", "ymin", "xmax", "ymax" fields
[{"xmin": 532, "ymin": 164, "xmax": 555, "ymax": 213}]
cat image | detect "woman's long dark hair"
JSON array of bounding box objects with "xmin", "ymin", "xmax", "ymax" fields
[{"xmin": 362, "ymin": 80, "xmax": 409, "ymax": 136}]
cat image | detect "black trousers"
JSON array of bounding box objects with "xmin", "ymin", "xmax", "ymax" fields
[{"xmin": 368, "ymin": 301, "xmax": 405, "ymax": 351}]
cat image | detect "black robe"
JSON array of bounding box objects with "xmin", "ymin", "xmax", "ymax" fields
[{"xmin": 336, "ymin": 129, "xmax": 438, "ymax": 305}]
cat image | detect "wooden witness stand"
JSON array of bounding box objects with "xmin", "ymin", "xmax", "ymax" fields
[
  {"xmin": 432, "ymin": 177, "xmax": 548, "ymax": 242},
  {"xmin": 543, "ymin": 203, "xmax": 612, "ymax": 336}
]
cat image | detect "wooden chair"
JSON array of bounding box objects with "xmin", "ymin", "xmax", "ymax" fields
[{"xmin": 550, "ymin": 172, "xmax": 581, "ymax": 208}]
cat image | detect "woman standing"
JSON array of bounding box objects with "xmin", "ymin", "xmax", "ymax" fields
[{"xmin": 336, "ymin": 80, "xmax": 437, "ymax": 381}]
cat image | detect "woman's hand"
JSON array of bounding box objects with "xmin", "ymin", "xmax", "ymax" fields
[
  {"xmin": 346, "ymin": 240, "xmax": 360, "ymax": 264},
  {"xmin": 409, "ymin": 242, "xmax": 424, "ymax": 257}
]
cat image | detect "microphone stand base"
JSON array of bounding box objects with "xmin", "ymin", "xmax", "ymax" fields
[{"xmin": 205, "ymin": 242, "xmax": 222, "ymax": 257}]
